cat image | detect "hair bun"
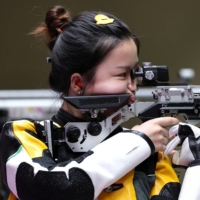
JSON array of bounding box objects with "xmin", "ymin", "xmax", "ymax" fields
[
  {"xmin": 30, "ymin": 5, "xmax": 71, "ymax": 50},
  {"xmin": 45, "ymin": 5, "xmax": 71, "ymax": 37}
]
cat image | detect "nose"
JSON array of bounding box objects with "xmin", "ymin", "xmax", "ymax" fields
[{"xmin": 128, "ymin": 79, "xmax": 137, "ymax": 92}]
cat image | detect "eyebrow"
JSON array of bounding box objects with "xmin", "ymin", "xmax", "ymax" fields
[{"xmin": 116, "ymin": 61, "xmax": 139, "ymax": 69}]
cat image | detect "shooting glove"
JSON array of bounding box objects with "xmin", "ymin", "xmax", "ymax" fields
[
  {"xmin": 164, "ymin": 122, "xmax": 200, "ymax": 167},
  {"xmin": 164, "ymin": 122, "xmax": 200, "ymax": 200}
]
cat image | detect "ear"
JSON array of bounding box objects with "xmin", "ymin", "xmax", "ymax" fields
[{"xmin": 71, "ymin": 73, "xmax": 83, "ymax": 94}]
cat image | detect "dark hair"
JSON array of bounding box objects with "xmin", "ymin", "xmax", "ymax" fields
[{"xmin": 31, "ymin": 5, "xmax": 140, "ymax": 94}]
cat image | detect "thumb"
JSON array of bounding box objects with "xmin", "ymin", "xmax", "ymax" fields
[
  {"xmin": 171, "ymin": 150, "xmax": 181, "ymax": 165},
  {"xmin": 170, "ymin": 150, "xmax": 177, "ymax": 157}
]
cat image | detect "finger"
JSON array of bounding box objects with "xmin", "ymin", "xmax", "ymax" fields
[
  {"xmin": 162, "ymin": 136, "xmax": 169, "ymax": 145},
  {"xmin": 160, "ymin": 144, "xmax": 166, "ymax": 152},
  {"xmin": 172, "ymin": 151, "xmax": 181, "ymax": 165},
  {"xmin": 155, "ymin": 143, "xmax": 166, "ymax": 152},
  {"xmin": 151, "ymin": 117, "xmax": 179, "ymax": 127},
  {"xmin": 170, "ymin": 150, "xmax": 177, "ymax": 156},
  {"xmin": 162, "ymin": 128, "xmax": 169, "ymax": 138}
]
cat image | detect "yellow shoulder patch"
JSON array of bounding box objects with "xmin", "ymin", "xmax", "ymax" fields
[{"xmin": 13, "ymin": 120, "xmax": 48, "ymax": 159}]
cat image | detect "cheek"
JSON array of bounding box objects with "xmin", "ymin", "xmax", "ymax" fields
[{"xmin": 87, "ymin": 80, "xmax": 127, "ymax": 95}]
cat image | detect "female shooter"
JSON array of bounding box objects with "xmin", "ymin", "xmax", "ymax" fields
[{"xmin": 0, "ymin": 5, "xmax": 181, "ymax": 200}]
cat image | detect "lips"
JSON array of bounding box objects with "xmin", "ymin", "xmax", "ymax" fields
[{"xmin": 128, "ymin": 95, "xmax": 136, "ymax": 104}]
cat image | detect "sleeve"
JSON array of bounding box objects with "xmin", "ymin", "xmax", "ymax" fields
[
  {"xmin": 0, "ymin": 120, "xmax": 154, "ymax": 200},
  {"xmin": 178, "ymin": 160, "xmax": 200, "ymax": 200}
]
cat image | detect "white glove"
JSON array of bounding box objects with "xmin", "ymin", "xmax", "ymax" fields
[
  {"xmin": 164, "ymin": 122, "xmax": 200, "ymax": 167},
  {"xmin": 163, "ymin": 123, "xmax": 200, "ymax": 200}
]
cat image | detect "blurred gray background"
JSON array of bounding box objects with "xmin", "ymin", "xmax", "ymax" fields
[{"xmin": 0, "ymin": 0, "xmax": 200, "ymax": 90}]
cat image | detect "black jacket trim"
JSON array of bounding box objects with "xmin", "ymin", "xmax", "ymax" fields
[{"xmin": 123, "ymin": 130, "xmax": 155, "ymax": 154}]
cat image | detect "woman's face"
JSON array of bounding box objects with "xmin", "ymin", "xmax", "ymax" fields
[{"xmin": 84, "ymin": 38, "xmax": 139, "ymax": 104}]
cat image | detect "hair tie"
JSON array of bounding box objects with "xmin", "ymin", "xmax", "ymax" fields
[{"xmin": 56, "ymin": 28, "xmax": 62, "ymax": 33}]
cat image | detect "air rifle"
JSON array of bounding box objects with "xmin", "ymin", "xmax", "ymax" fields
[{"xmin": 132, "ymin": 62, "xmax": 200, "ymax": 125}]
